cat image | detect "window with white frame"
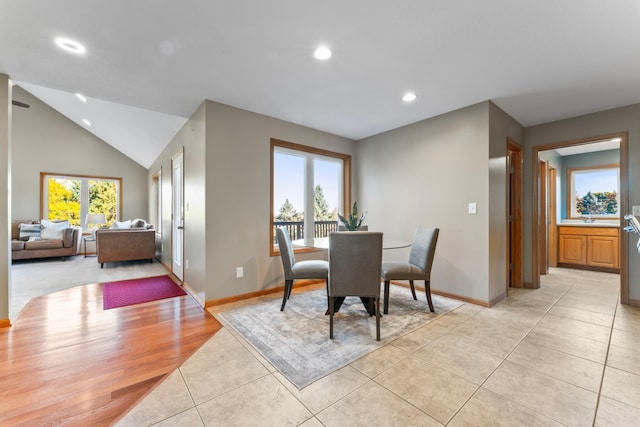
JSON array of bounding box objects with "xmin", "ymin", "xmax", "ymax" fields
[
  {"xmin": 41, "ymin": 172, "xmax": 122, "ymax": 231},
  {"xmin": 270, "ymin": 139, "xmax": 351, "ymax": 254},
  {"xmin": 567, "ymin": 165, "xmax": 619, "ymax": 218}
]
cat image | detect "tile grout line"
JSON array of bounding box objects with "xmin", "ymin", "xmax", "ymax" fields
[
  {"xmin": 445, "ymin": 280, "xmax": 575, "ymax": 425},
  {"xmin": 590, "ymin": 293, "xmax": 620, "ymax": 427}
]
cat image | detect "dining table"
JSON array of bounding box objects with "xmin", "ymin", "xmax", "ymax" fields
[
  {"xmin": 292, "ymin": 234, "xmax": 411, "ymax": 316},
  {"xmin": 292, "ymin": 236, "xmax": 411, "ymax": 250}
]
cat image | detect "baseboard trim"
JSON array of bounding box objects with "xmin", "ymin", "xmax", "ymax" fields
[
  {"xmin": 389, "ymin": 280, "xmax": 490, "ymax": 307},
  {"xmin": 0, "ymin": 318, "xmax": 11, "ymax": 328},
  {"xmin": 628, "ymin": 298, "xmax": 640, "ymax": 307},
  {"xmin": 181, "ymin": 280, "xmax": 205, "ymax": 308},
  {"xmin": 489, "ymin": 292, "xmax": 507, "ymax": 307},
  {"xmin": 205, "ymin": 279, "xmax": 325, "ymax": 308}
]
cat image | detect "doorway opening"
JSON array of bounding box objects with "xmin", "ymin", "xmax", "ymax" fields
[{"xmin": 533, "ymin": 132, "xmax": 628, "ymax": 304}]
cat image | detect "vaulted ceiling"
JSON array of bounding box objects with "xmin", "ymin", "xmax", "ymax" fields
[{"xmin": 2, "ymin": 1, "xmax": 639, "ymax": 167}]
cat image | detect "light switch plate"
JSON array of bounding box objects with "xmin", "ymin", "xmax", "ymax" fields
[
  {"xmin": 236, "ymin": 267, "xmax": 244, "ymax": 278},
  {"xmin": 468, "ymin": 203, "xmax": 477, "ymax": 214}
]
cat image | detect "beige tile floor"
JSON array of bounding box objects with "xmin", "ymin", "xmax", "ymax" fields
[{"xmin": 117, "ymin": 268, "xmax": 640, "ymax": 426}]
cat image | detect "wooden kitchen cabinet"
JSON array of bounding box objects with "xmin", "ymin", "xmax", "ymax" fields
[{"xmin": 558, "ymin": 226, "xmax": 619, "ymax": 272}]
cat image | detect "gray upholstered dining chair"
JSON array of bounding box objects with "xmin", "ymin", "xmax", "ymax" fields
[
  {"xmin": 328, "ymin": 231, "xmax": 383, "ymax": 341},
  {"xmin": 381, "ymin": 227, "xmax": 439, "ymax": 314},
  {"xmin": 276, "ymin": 227, "xmax": 328, "ymax": 311}
]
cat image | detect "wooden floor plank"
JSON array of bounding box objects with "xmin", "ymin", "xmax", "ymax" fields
[{"xmin": 0, "ymin": 282, "xmax": 222, "ymax": 426}]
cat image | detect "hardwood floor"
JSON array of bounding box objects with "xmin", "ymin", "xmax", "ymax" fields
[{"xmin": 0, "ymin": 282, "xmax": 222, "ymax": 426}]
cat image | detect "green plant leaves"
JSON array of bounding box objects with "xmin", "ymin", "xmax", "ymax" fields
[{"xmin": 338, "ymin": 201, "xmax": 367, "ymax": 230}]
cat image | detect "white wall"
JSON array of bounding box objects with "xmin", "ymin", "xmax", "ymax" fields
[
  {"xmin": 356, "ymin": 102, "xmax": 494, "ymax": 303},
  {"xmin": 11, "ymin": 86, "xmax": 149, "ymax": 221}
]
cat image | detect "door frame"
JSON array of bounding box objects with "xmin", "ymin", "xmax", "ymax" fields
[
  {"xmin": 548, "ymin": 166, "xmax": 558, "ymax": 267},
  {"xmin": 532, "ymin": 132, "xmax": 629, "ymax": 304},
  {"xmin": 539, "ymin": 160, "xmax": 549, "ymax": 276},
  {"xmin": 507, "ymin": 138, "xmax": 523, "ymax": 289}
]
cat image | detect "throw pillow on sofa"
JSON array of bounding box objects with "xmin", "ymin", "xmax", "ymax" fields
[
  {"xmin": 19, "ymin": 223, "xmax": 42, "ymax": 241},
  {"xmin": 111, "ymin": 220, "xmax": 132, "ymax": 229},
  {"xmin": 40, "ymin": 220, "xmax": 70, "ymax": 240}
]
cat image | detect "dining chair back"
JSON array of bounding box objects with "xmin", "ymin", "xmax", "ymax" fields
[
  {"xmin": 276, "ymin": 227, "xmax": 328, "ymax": 311},
  {"xmin": 328, "ymin": 231, "xmax": 383, "ymax": 340},
  {"xmin": 381, "ymin": 227, "xmax": 439, "ymax": 314}
]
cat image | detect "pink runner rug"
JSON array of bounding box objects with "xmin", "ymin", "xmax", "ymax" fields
[{"xmin": 102, "ymin": 275, "xmax": 187, "ymax": 309}]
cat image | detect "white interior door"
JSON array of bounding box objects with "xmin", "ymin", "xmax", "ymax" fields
[{"xmin": 172, "ymin": 151, "xmax": 184, "ymax": 281}]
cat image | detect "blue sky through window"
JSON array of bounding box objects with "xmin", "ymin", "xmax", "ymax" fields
[
  {"xmin": 273, "ymin": 151, "xmax": 341, "ymax": 216},
  {"xmin": 574, "ymin": 169, "xmax": 617, "ymax": 197}
]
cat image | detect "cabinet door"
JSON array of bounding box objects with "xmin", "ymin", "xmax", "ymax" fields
[
  {"xmin": 587, "ymin": 236, "xmax": 619, "ymax": 268},
  {"xmin": 559, "ymin": 235, "xmax": 586, "ymax": 264}
]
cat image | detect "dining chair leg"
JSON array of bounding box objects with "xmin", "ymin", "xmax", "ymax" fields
[
  {"xmin": 286, "ymin": 280, "xmax": 294, "ymax": 299},
  {"xmin": 280, "ymin": 280, "xmax": 292, "ymax": 311},
  {"xmin": 325, "ymin": 278, "xmax": 330, "ymax": 313},
  {"xmin": 383, "ymin": 280, "xmax": 390, "ymax": 314},
  {"xmin": 409, "ymin": 280, "xmax": 417, "ymax": 300},
  {"xmin": 375, "ymin": 296, "xmax": 380, "ymax": 341},
  {"xmin": 329, "ymin": 297, "xmax": 335, "ymax": 339},
  {"xmin": 425, "ymin": 280, "xmax": 434, "ymax": 312}
]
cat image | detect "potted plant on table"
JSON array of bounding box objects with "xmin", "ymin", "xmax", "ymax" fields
[{"xmin": 338, "ymin": 201, "xmax": 367, "ymax": 231}]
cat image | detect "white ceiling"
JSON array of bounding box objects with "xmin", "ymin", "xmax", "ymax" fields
[
  {"xmin": 2, "ymin": 1, "xmax": 640, "ymax": 168},
  {"xmin": 554, "ymin": 138, "xmax": 621, "ymax": 157}
]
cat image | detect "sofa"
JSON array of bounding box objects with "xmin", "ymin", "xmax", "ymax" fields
[
  {"xmin": 11, "ymin": 220, "xmax": 81, "ymax": 261},
  {"xmin": 95, "ymin": 219, "xmax": 156, "ymax": 268}
]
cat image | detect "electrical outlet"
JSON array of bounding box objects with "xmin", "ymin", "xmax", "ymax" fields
[
  {"xmin": 468, "ymin": 203, "xmax": 477, "ymax": 214},
  {"xmin": 633, "ymin": 206, "xmax": 640, "ymax": 216},
  {"xmin": 236, "ymin": 267, "xmax": 244, "ymax": 278}
]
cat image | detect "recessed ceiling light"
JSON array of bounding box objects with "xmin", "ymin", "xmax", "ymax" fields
[
  {"xmin": 82, "ymin": 119, "xmax": 91, "ymax": 126},
  {"xmin": 54, "ymin": 37, "xmax": 87, "ymax": 55},
  {"xmin": 75, "ymin": 93, "xmax": 87, "ymax": 103},
  {"xmin": 402, "ymin": 93, "xmax": 417, "ymax": 102},
  {"xmin": 314, "ymin": 46, "xmax": 332, "ymax": 60}
]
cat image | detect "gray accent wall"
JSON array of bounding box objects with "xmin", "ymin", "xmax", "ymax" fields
[
  {"xmin": 148, "ymin": 100, "xmax": 356, "ymax": 304},
  {"xmin": 524, "ymin": 103, "xmax": 640, "ymax": 301},
  {"xmin": 1, "ymin": 75, "xmax": 11, "ymax": 322},
  {"xmin": 489, "ymin": 102, "xmax": 526, "ymax": 302},
  {"xmin": 356, "ymin": 101, "xmax": 505, "ymax": 304},
  {"xmin": 11, "ymin": 86, "xmax": 149, "ymax": 220}
]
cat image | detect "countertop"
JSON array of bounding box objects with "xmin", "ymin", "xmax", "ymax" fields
[{"xmin": 559, "ymin": 221, "xmax": 619, "ymax": 228}]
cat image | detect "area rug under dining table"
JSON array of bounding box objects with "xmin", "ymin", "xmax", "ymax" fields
[{"xmin": 217, "ymin": 285, "xmax": 462, "ymax": 389}]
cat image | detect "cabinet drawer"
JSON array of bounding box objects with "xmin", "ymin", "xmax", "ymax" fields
[{"xmin": 558, "ymin": 226, "xmax": 619, "ymax": 237}]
